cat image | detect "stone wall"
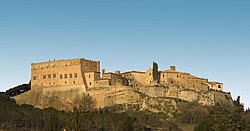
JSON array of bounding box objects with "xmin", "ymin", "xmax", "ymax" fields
[
  {"xmin": 14, "ymin": 85, "xmax": 87, "ymax": 111},
  {"xmin": 214, "ymin": 91, "xmax": 234, "ymax": 105},
  {"xmin": 14, "ymin": 84, "xmax": 234, "ymax": 112}
]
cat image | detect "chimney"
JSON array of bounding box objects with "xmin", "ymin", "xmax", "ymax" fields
[
  {"xmin": 170, "ymin": 66, "xmax": 176, "ymax": 71},
  {"xmin": 102, "ymin": 69, "xmax": 105, "ymax": 74}
]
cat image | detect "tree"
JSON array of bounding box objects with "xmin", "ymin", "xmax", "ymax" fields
[
  {"xmin": 43, "ymin": 108, "xmax": 67, "ymax": 131},
  {"xmin": 244, "ymin": 109, "xmax": 250, "ymax": 130},
  {"xmin": 177, "ymin": 101, "xmax": 209, "ymax": 124},
  {"xmin": 70, "ymin": 95, "xmax": 97, "ymax": 131},
  {"xmin": 194, "ymin": 103, "xmax": 247, "ymax": 131},
  {"xmin": 73, "ymin": 94, "xmax": 97, "ymax": 112},
  {"xmin": 20, "ymin": 104, "xmax": 43, "ymax": 130}
]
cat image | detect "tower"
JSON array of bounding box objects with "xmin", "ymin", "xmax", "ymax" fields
[{"xmin": 153, "ymin": 61, "xmax": 159, "ymax": 82}]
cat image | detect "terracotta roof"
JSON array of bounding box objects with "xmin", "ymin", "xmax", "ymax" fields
[
  {"xmin": 103, "ymin": 72, "xmax": 120, "ymax": 75},
  {"xmin": 122, "ymin": 71, "xmax": 145, "ymax": 74},
  {"xmin": 203, "ymin": 81, "xmax": 223, "ymax": 85},
  {"xmin": 161, "ymin": 70, "xmax": 188, "ymax": 75},
  {"xmin": 210, "ymin": 81, "xmax": 223, "ymax": 84}
]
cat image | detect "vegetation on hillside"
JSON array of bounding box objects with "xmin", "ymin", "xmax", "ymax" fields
[
  {"xmin": 1, "ymin": 91, "xmax": 250, "ymax": 131},
  {"xmin": 5, "ymin": 82, "xmax": 31, "ymax": 97},
  {"xmin": 0, "ymin": 92, "xmax": 181, "ymax": 131},
  {"xmin": 194, "ymin": 96, "xmax": 249, "ymax": 131}
]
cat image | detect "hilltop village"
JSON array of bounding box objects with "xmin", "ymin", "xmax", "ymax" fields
[
  {"xmin": 30, "ymin": 58, "xmax": 223, "ymax": 92},
  {"xmin": 14, "ymin": 58, "xmax": 232, "ymax": 111}
]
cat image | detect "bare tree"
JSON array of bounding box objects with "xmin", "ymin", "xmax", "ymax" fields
[{"xmin": 73, "ymin": 94, "xmax": 96, "ymax": 112}]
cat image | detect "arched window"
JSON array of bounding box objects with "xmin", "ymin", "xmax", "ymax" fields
[{"xmin": 90, "ymin": 82, "xmax": 92, "ymax": 85}]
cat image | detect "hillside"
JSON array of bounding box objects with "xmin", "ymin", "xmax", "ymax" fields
[
  {"xmin": 13, "ymin": 84, "xmax": 233, "ymax": 112},
  {"xmin": 2, "ymin": 90, "xmax": 250, "ymax": 131}
]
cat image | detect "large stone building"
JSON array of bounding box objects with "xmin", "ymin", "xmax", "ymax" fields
[
  {"xmin": 31, "ymin": 58, "xmax": 223, "ymax": 92},
  {"xmin": 31, "ymin": 58, "xmax": 101, "ymax": 90}
]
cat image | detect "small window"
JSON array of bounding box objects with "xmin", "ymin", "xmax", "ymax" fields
[
  {"xmin": 53, "ymin": 74, "xmax": 56, "ymax": 78},
  {"xmin": 33, "ymin": 76, "xmax": 37, "ymax": 80},
  {"xmin": 65, "ymin": 81, "xmax": 67, "ymax": 84},
  {"xmin": 73, "ymin": 81, "xmax": 76, "ymax": 84},
  {"xmin": 177, "ymin": 75, "xmax": 179, "ymax": 78},
  {"xmin": 60, "ymin": 74, "xmax": 63, "ymax": 79},
  {"xmin": 89, "ymin": 82, "xmax": 92, "ymax": 85},
  {"xmin": 69, "ymin": 74, "xmax": 73, "ymax": 78},
  {"xmin": 74, "ymin": 73, "xmax": 77, "ymax": 78},
  {"xmin": 43, "ymin": 75, "xmax": 46, "ymax": 79},
  {"xmin": 218, "ymin": 85, "xmax": 222, "ymax": 88},
  {"xmin": 163, "ymin": 74, "xmax": 165, "ymax": 77},
  {"xmin": 89, "ymin": 74, "xmax": 91, "ymax": 78},
  {"xmin": 149, "ymin": 73, "xmax": 151, "ymax": 76},
  {"xmin": 64, "ymin": 74, "xmax": 67, "ymax": 79},
  {"xmin": 48, "ymin": 74, "xmax": 51, "ymax": 79}
]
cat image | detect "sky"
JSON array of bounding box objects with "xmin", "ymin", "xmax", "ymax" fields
[{"xmin": 0, "ymin": 0, "xmax": 249, "ymax": 108}]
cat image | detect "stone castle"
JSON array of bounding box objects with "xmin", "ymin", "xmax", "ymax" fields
[
  {"xmin": 14, "ymin": 58, "xmax": 232, "ymax": 111},
  {"xmin": 31, "ymin": 58, "xmax": 223, "ymax": 92}
]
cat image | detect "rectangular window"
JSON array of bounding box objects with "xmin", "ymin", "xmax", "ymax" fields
[
  {"xmin": 69, "ymin": 74, "xmax": 73, "ymax": 78},
  {"xmin": 74, "ymin": 73, "xmax": 77, "ymax": 78},
  {"xmin": 33, "ymin": 76, "xmax": 37, "ymax": 80},
  {"xmin": 53, "ymin": 74, "xmax": 56, "ymax": 78},
  {"xmin": 43, "ymin": 75, "xmax": 46, "ymax": 79},
  {"xmin": 48, "ymin": 74, "xmax": 51, "ymax": 79},
  {"xmin": 64, "ymin": 74, "xmax": 67, "ymax": 79},
  {"xmin": 60, "ymin": 74, "xmax": 63, "ymax": 79}
]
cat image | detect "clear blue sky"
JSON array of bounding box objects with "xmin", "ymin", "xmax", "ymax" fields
[{"xmin": 0, "ymin": 0, "xmax": 249, "ymax": 108}]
